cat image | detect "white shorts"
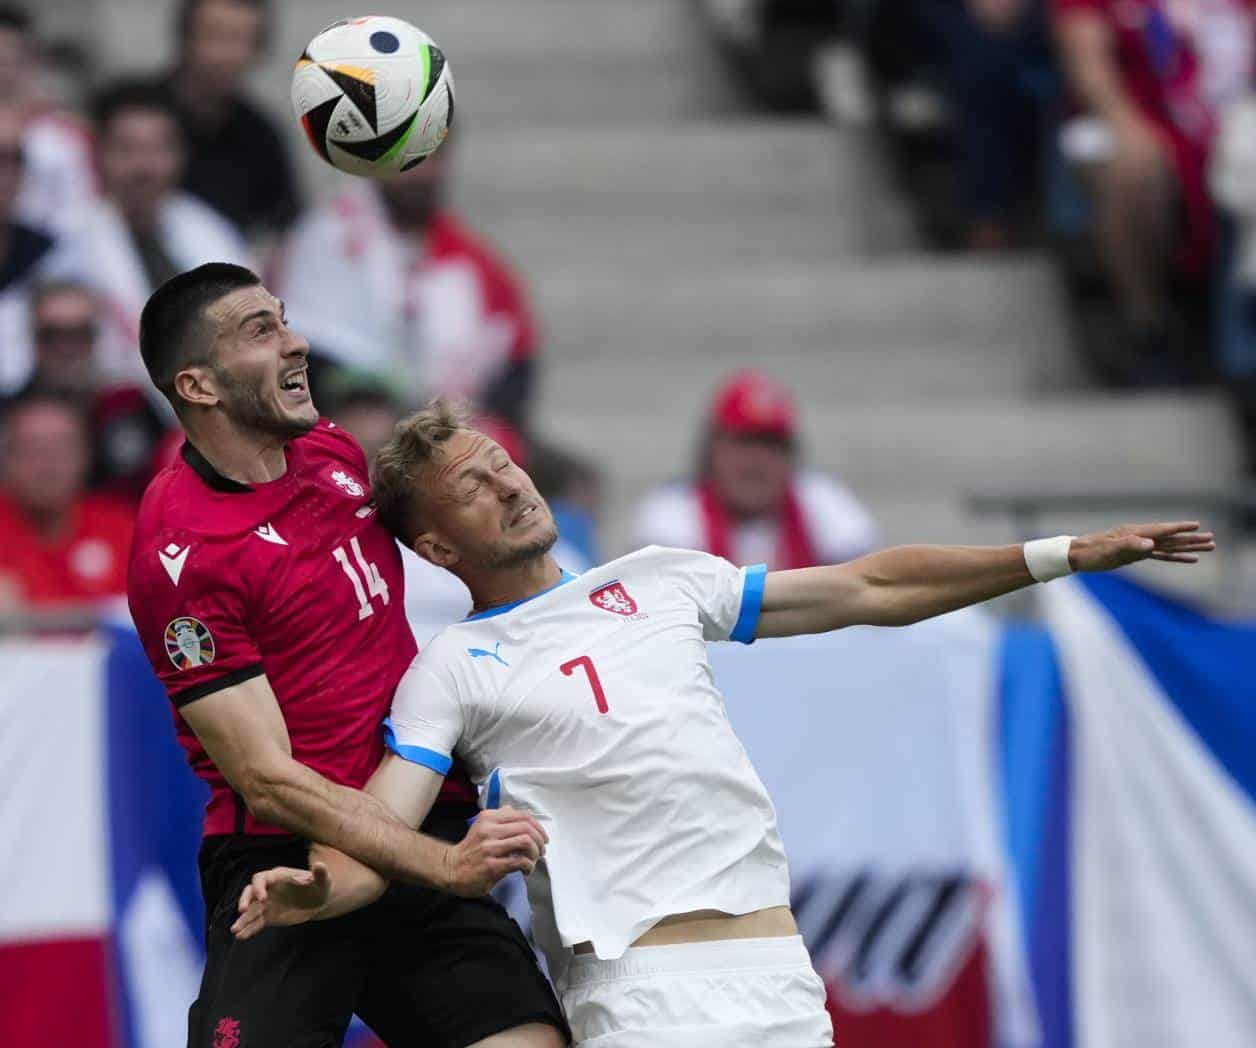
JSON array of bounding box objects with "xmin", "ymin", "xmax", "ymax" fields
[{"xmin": 559, "ymin": 935, "xmax": 834, "ymax": 1047}]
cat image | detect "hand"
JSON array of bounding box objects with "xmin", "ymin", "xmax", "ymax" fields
[
  {"xmin": 1068, "ymin": 522, "xmax": 1216, "ymax": 573},
  {"xmin": 230, "ymin": 862, "xmax": 331, "ymax": 940},
  {"xmin": 443, "ymin": 806, "xmax": 549, "ymax": 897}
]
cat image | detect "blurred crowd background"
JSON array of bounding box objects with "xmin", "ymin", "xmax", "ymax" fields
[
  {"xmin": 2, "ymin": 2, "xmax": 1256, "ymax": 1047},
  {"xmin": 1, "ymin": 0, "xmax": 1254, "ymax": 629}
]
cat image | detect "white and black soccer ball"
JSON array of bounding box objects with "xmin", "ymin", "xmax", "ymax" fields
[{"xmin": 291, "ymin": 16, "xmax": 454, "ymax": 178}]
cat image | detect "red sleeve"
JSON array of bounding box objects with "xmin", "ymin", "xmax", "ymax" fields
[{"xmin": 127, "ymin": 540, "xmax": 265, "ymax": 708}]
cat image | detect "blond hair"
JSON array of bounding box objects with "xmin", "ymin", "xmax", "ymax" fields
[{"xmin": 371, "ymin": 398, "xmax": 472, "ymax": 547}]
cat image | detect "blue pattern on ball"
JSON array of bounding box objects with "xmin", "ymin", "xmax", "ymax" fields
[{"xmin": 369, "ymin": 30, "xmax": 400, "ymax": 54}]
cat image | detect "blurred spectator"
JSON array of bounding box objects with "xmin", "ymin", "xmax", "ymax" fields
[
  {"xmin": 277, "ymin": 132, "xmax": 538, "ymax": 425},
  {"xmin": 155, "ymin": 0, "xmax": 302, "ymax": 238},
  {"xmin": 1054, "ymin": 0, "xmax": 1256, "ymax": 376},
  {"xmin": 916, "ymin": 0, "xmax": 1057, "ymax": 249},
  {"xmin": 20, "ymin": 280, "xmax": 175, "ymax": 501},
  {"xmin": 72, "ymin": 79, "xmax": 249, "ymax": 387},
  {"xmin": 0, "ymin": 389, "xmax": 134, "ymax": 612},
  {"xmin": 0, "ymin": 4, "xmax": 98, "ymax": 238},
  {"xmin": 635, "ymin": 371, "xmax": 878, "ymax": 569},
  {"xmin": 0, "ymin": 103, "xmax": 77, "ymax": 395}
]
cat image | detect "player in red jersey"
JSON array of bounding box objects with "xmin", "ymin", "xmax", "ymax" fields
[{"xmin": 126, "ymin": 264, "xmax": 567, "ymax": 1047}]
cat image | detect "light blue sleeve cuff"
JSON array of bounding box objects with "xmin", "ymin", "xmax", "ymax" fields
[
  {"xmin": 730, "ymin": 563, "xmax": 768, "ymax": 644},
  {"xmin": 382, "ymin": 717, "xmax": 453, "ymax": 775}
]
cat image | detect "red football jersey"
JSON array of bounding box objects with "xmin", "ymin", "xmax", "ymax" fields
[{"xmin": 127, "ymin": 420, "xmax": 474, "ymax": 836}]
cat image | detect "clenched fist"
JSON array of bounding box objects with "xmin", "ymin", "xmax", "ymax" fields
[{"xmin": 443, "ymin": 806, "xmax": 549, "ymax": 897}]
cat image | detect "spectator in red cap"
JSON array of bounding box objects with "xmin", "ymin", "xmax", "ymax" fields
[
  {"xmin": 634, "ymin": 370, "xmax": 879, "ymax": 570},
  {"xmin": 0, "ymin": 389, "xmax": 135, "ymax": 613}
]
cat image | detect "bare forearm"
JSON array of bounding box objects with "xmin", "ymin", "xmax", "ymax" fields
[
  {"xmin": 852, "ymin": 543, "xmax": 1034, "ymax": 626},
  {"xmin": 309, "ymin": 845, "xmax": 388, "ymax": 920},
  {"xmin": 1056, "ymin": 13, "xmax": 1139, "ymax": 123},
  {"xmin": 244, "ymin": 762, "xmax": 452, "ymax": 889}
]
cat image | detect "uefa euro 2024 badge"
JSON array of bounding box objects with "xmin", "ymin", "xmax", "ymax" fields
[{"xmin": 165, "ymin": 616, "xmax": 216, "ymax": 670}]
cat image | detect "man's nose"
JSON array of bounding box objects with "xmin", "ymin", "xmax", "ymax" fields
[{"xmin": 281, "ymin": 326, "xmax": 310, "ymax": 358}]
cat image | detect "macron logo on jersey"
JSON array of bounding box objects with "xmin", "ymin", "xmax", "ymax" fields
[
  {"xmin": 468, "ymin": 642, "xmax": 509, "ymax": 668},
  {"xmin": 254, "ymin": 523, "xmax": 288, "ymax": 546},
  {"xmin": 159, "ymin": 543, "xmax": 190, "ymax": 586}
]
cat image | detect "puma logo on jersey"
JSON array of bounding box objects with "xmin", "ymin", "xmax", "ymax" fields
[
  {"xmin": 468, "ymin": 642, "xmax": 509, "ymax": 668},
  {"xmin": 159, "ymin": 543, "xmax": 190, "ymax": 586}
]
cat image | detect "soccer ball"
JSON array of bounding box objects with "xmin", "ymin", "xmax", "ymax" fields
[{"xmin": 291, "ymin": 16, "xmax": 454, "ymax": 178}]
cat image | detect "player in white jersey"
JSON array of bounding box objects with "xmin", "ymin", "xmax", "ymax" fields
[{"xmin": 231, "ymin": 402, "xmax": 1214, "ymax": 1047}]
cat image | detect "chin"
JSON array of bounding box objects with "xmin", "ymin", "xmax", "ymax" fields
[{"xmin": 486, "ymin": 523, "xmax": 560, "ymax": 569}]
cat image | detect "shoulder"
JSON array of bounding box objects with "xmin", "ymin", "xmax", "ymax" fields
[
  {"xmin": 298, "ymin": 419, "xmax": 370, "ymax": 476},
  {"xmin": 634, "ymin": 482, "xmax": 702, "ymax": 547},
  {"xmin": 397, "ymin": 631, "xmax": 469, "ymax": 699},
  {"xmin": 608, "ymin": 544, "xmax": 724, "ymax": 581}
]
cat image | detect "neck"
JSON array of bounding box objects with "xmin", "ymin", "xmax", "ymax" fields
[
  {"xmin": 465, "ymin": 554, "xmax": 563, "ymax": 614},
  {"xmin": 187, "ymin": 415, "xmax": 291, "ymax": 485}
]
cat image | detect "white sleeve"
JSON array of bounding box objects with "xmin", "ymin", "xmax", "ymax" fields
[
  {"xmin": 661, "ymin": 547, "xmax": 767, "ymax": 644},
  {"xmin": 384, "ymin": 657, "xmax": 465, "ymax": 775}
]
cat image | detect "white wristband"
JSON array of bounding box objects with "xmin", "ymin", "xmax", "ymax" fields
[{"xmin": 1023, "ymin": 536, "xmax": 1076, "ymax": 583}]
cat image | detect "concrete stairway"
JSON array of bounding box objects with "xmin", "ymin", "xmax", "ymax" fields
[{"xmin": 96, "ymin": 0, "xmax": 1242, "ymax": 584}]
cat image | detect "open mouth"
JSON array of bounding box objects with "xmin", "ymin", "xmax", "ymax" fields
[
  {"xmin": 508, "ymin": 503, "xmax": 539, "ymax": 529},
  {"xmin": 279, "ymin": 368, "xmax": 308, "ymax": 397}
]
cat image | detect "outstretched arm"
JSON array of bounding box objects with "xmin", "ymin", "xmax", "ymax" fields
[{"xmin": 755, "ymin": 522, "xmax": 1214, "ymax": 638}]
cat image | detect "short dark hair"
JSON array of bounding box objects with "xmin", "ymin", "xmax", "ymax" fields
[
  {"xmin": 0, "ymin": 5, "xmax": 31, "ymax": 34},
  {"xmin": 139, "ymin": 263, "xmax": 261, "ymax": 409},
  {"xmin": 176, "ymin": 0, "xmax": 270, "ymax": 53},
  {"xmin": 91, "ymin": 78, "xmax": 182, "ymax": 135}
]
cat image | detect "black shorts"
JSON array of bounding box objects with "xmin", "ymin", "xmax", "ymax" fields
[{"xmin": 188, "ymin": 818, "xmax": 568, "ymax": 1048}]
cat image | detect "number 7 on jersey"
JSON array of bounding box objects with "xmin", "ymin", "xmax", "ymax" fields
[{"xmin": 561, "ymin": 655, "xmax": 609, "ymax": 714}]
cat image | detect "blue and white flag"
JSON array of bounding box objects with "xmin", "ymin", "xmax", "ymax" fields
[{"xmin": 1042, "ymin": 575, "xmax": 1256, "ymax": 1048}]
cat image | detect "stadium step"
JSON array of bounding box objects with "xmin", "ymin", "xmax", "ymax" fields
[
  {"xmin": 456, "ymin": 121, "xmax": 912, "ymax": 264},
  {"xmin": 550, "ymin": 392, "xmax": 1240, "ymax": 554},
  {"xmin": 532, "ymin": 256, "xmax": 1080, "ymax": 399}
]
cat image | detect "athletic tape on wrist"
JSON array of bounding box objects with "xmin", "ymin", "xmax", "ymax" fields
[{"xmin": 1023, "ymin": 535, "xmax": 1076, "ymax": 583}]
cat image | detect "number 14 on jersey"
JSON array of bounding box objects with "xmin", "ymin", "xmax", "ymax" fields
[{"xmin": 333, "ymin": 537, "xmax": 391, "ymax": 620}]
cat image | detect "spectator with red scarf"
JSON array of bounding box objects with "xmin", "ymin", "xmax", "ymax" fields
[
  {"xmin": 1054, "ymin": 0, "xmax": 1256, "ymax": 377},
  {"xmin": 634, "ymin": 370, "xmax": 879, "ymax": 570}
]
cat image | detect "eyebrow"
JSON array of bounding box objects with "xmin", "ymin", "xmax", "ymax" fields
[{"xmin": 236, "ymin": 302, "xmax": 285, "ymax": 331}]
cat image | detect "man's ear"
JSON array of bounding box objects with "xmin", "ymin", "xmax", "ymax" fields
[
  {"xmin": 415, "ymin": 531, "xmax": 460, "ymax": 570},
  {"xmin": 173, "ymin": 365, "xmax": 220, "ymax": 411}
]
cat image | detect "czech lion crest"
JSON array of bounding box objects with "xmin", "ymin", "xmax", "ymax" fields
[{"xmin": 589, "ymin": 580, "xmax": 638, "ymax": 617}]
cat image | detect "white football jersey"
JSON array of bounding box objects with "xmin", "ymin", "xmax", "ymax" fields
[{"xmin": 387, "ymin": 546, "xmax": 792, "ymax": 980}]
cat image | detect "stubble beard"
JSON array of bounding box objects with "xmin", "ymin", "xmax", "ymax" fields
[
  {"xmin": 483, "ymin": 520, "xmax": 560, "ymax": 569},
  {"xmin": 214, "ymin": 364, "xmax": 317, "ymax": 441}
]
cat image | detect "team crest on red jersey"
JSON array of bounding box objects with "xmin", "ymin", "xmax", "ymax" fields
[
  {"xmin": 330, "ymin": 469, "xmax": 366, "ymax": 498},
  {"xmin": 589, "ymin": 580, "xmax": 638, "ymax": 617},
  {"xmin": 165, "ymin": 616, "xmax": 215, "ymax": 670}
]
